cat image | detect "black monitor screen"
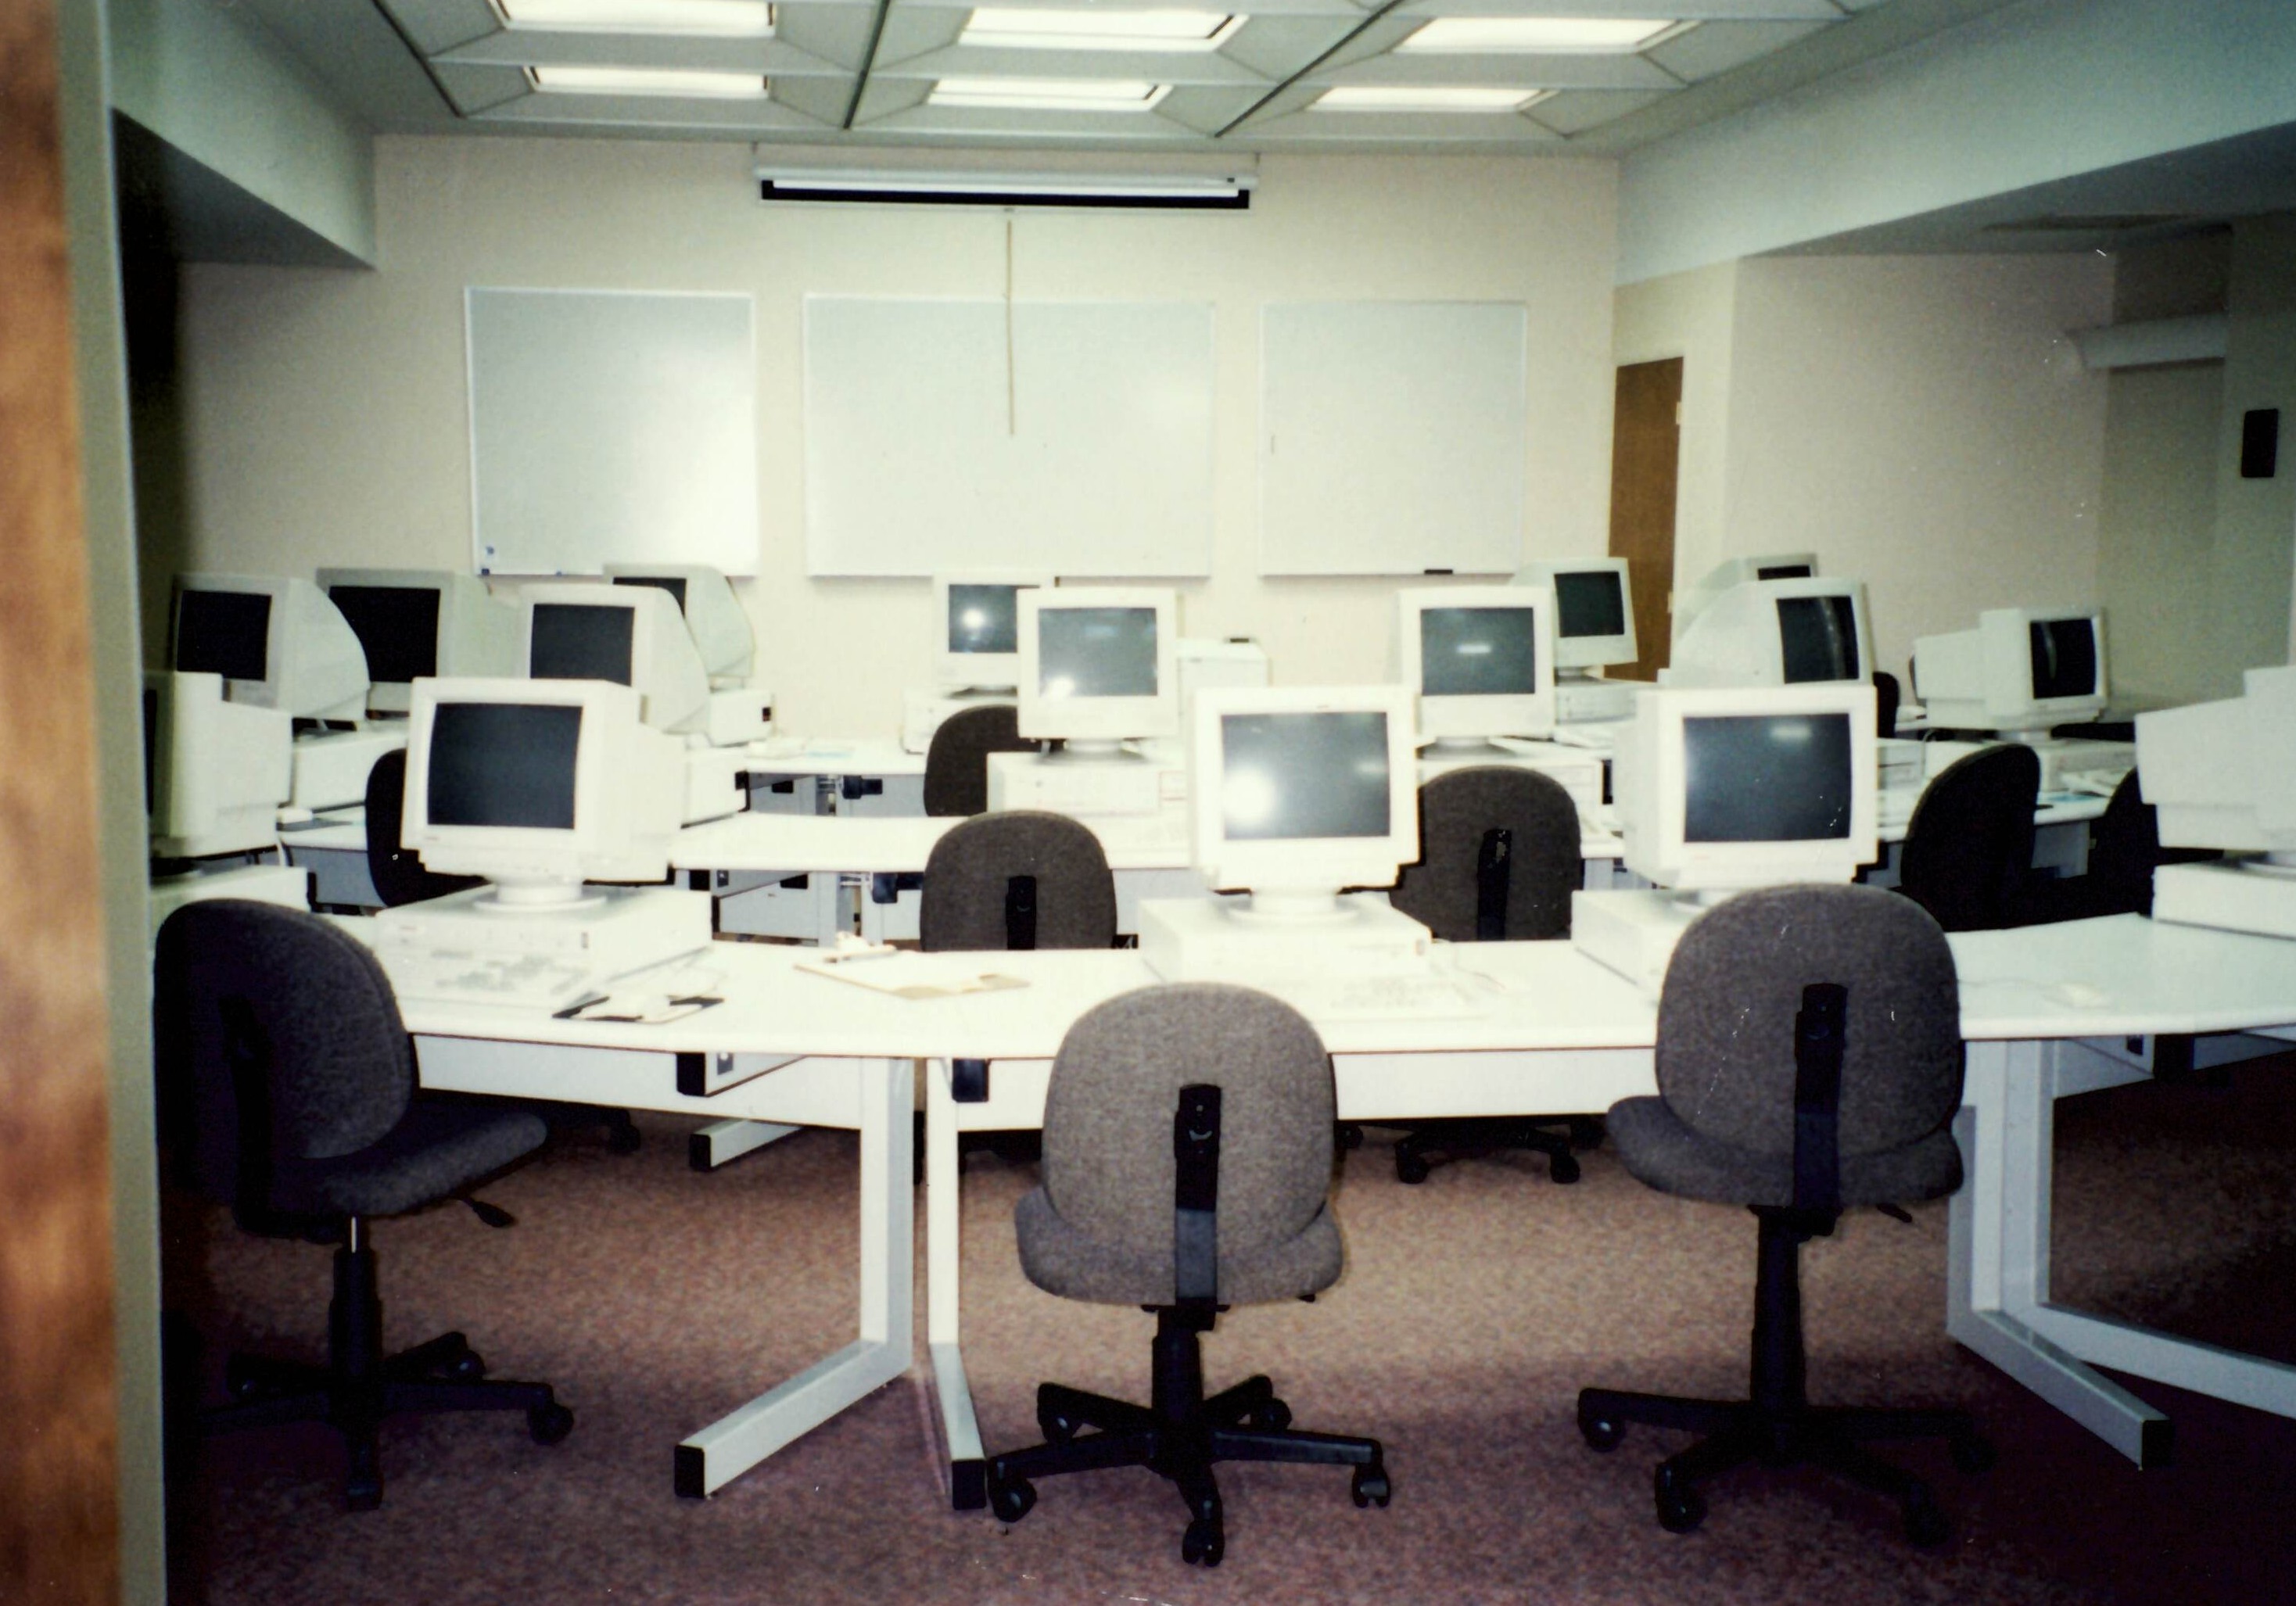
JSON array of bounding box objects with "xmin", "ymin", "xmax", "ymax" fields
[
  {"xmin": 328, "ymin": 585, "xmax": 441, "ymax": 684},
  {"xmin": 949, "ymin": 583, "xmax": 1024, "ymax": 655},
  {"xmin": 1552, "ymin": 571, "xmax": 1627, "ymax": 640},
  {"xmin": 174, "ymin": 589, "xmax": 271, "ymax": 682},
  {"xmin": 1037, "ymin": 607, "xmax": 1157, "ymax": 697},
  {"xmin": 2029, "ymin": 618, "xmax": 2098, "ymax": 700},
  {"xmin": 1220, "ymin": 712, "xmax": 1390, "ymax": 841},
  {"xmin": 612, "ymin": 574, "xmax": 689, "ymax": 613},
  {"xmin": 1756, "ymin": 562, "xmax": 1813, "ymax": 581},
  {"xmin": 426, "ymin": 702, "xmax": 581, "ymax": 830},
  {"xmin": 530, "ymin": 604, "xmax": 636, "ymax": 685},
  {"xmin": 1421, "ymin": 607, "xmax": 1540, "ymax": 696},
  {"xmin": 1683, "ymin": 713, "xmax": 1853, "ymax": 842},
  {"xmin": 1777, "ymin": 595, "xmax": 1861, "ymax": 683}
]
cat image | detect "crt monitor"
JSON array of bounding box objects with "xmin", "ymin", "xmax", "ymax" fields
[
  {"xmin": 1613, "ymin": 682, "xmax": 1879, "ymax": 894},
  {"xmin": 1397, "ymin": 584, "xmax": 1556, "ymax": 747},
  {"xmin": 1672, "ymin": 551, "xmax": 1820, "ymax": 640},
  {"xmin": 931, "ymin": 571, "xmax": 1053, "ymax": 692},
  {"xmin": 144, "ymin": 671, "xmax": 293, "ymax": 860},
  {"xmin": 316, "ymin": 568, "xmax": 520, "ymax": 714},
  {"xmin": 1910, "ymin": 607, "xmax": 2108, "ymax": 738},
  {"xmin": 400, "ymin": 676, "xmax": 685, "ymax": 905},
  {"xmin": 2136, "ymin": 664, "xmax": 2296, "ymax": 862},
  {"xmin": 170, "ymin": 574, "xmax": 369, "ymax": 720},
  {"xmin": 518, "ymin": 583, "xmax": 710, "ymax": 736},
  {"xmin": 603, "ymin": 561, "xmax": 755, "ymax": 686},
  {"xmin": 1661, "ymin": 577, "xmax": 1871, "ymax": 690},
  {"xmin": 1516, "ymin": 558, "xmax": 1636, "ymax": 675},
  {"xmin": 1189, "ymin": 683, "xmax": 1420, "ymax": 920},
  {"xmin": 1016, "ymin": 586, "xmax": 1178, "ymax": 752}
]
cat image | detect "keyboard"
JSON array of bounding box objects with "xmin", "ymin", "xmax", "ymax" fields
[
  {"xmin": 1089, "ymin": 809, "xmax": 1192, "ymax": 859},
  {"xmin": 385, "ymin": 948, "xmax": 601, "ymax": 1010},
  {"xmin": 1270, "ymin": 972, "xmax": 1489, "ymax": 1023},
  {"xmin": 2059, "ymin": 767, "xmax": 2129, "ymax": 798}
]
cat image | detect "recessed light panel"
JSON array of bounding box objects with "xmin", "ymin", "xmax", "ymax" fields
[
  {"xmin": 500, "ymin": 0, "xmax": 773, "ymax": 33},
  {"xmin": 959, "ymin": 8, "xmax": 1240, "ymax": 50},
  {"xmin": 929, "ymin": 77, "xmax": 1173, "ymax": 110},
  {"xmin": 1313, "ymin": 85, "xmax": 1546, "ymax": 112},
  {"xmin": 529, "ymin": 64, "xmax": 770, "ymax": 95},
  {"xmin": 1397, "ymin": 17, "xmax": 1676, "ymax": 52}
]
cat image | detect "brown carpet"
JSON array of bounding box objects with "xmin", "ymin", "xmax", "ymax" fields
[{"xmin": 164, "ymin": 1052, "xmax": 2296, "ymax": 1605}]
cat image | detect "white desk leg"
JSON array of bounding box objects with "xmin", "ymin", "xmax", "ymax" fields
[
  {"xmin": 674, "ymin": 1056, "xmax": 914, "ymax": 1497},
  {"xmin": 1949, "ymin": 1040, "xmax": 2172, "ymax": 1466},
  {"xmin": 924, "ymin": 1057, "xmax": 988, "ymax": 1509}
]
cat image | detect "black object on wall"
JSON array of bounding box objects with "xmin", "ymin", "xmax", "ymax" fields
[{"xmin": 2240, "ymin": 408, "xmax": 2280, "ymax": 479}]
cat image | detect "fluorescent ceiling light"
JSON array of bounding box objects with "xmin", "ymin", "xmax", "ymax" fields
[
  {"xmin": 529, "ymin": 64, "xmax": 769, "ymax": 95},
  {"xmin": 1312, "ymin": 85, "xmax": 1546, "ymax": 112},
  {"xmin": 960, "ymin": 8, "xmax": 1241, "ymax": 51},
  {"xmin": 759, "ymin": 166, "xmax": 1253, "ymax": 203},
  {"xmin": 929, "ymin": 77, "xmax": 1172, "ymax": 110},
  {"xmin": 499, "ymin": 0, "xmax": 773, "ymax": 33},
  {"xmin": 1398, "ymin": 16, "xmax": 1676, "ymax": 52}
]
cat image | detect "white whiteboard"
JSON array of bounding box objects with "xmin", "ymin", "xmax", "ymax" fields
[
  {"xmin": 803, "ymin": 297, "xmax": 1214, "ymax": 577},
  {"xmin": 1259, "ymin": 302, "xmax": 1528, "ymax": 576},
  {"xmin": 466, "ymin": 288, "xmax": 759, "ymax": 576}
]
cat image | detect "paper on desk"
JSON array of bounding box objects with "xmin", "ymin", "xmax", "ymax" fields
[{"xmin": 796, "ymin": 951, "xmax": 1028, "ymax": 1000}]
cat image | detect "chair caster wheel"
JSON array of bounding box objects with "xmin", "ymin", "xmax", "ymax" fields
[
  {"xmin": 606, "ymin": 1123, "xmax": 643, "ymax": 1156},
  {"xmin": 1579, "ymin": 1414, "xmax": 1623, "ymax": 1452},
  {"xmin": 1395, "ymin": 1151, "xmax": 1432, "ymax": 1185},
  {"xmin": 1336, "ymin": 1122, "xmax": 1364, "ymax": 1151},
  {"xmin": 1038, "ymin": 1406, "xmax": 1078, "ymax": 1443},
  {"xmin": 527, "ymin": 1403, "xmax": 575, "ymax": 1445},
  {"xmin": 1181, "ymin": 1516, "xmax": 1225, "ymax": 1566},
  {"xmin": 1950, "ymin": 1433, "xmax": 1996, "ymax": 1475},
  {"xmin": 444, "ymin": 1349, "xmax": 486, "ymax": 1381},
  {"xmin": 1903, "ymin": 1494, "xmax": 1950, "ymax": 1548},
  {"xmin": 988, "ymin": 1471, "xmax": 1036, "ymax": 1525},
  {"xmin": 223, "ymin": 1358, "xmax": 265, "ymax": 1401},
  {"xmin": 1654, "ymin": 1470, "xmax": 1705, "ymax": 1534},
  {"xmin": 1351, "ymin": 1464, "xmax": 1390, "ymax": 1508},
  {"xmin": 1247, "ymin": 1399, "xmax": 1292, "ymax": 1432},
  {"xmin": 1549, "ymin": 1153, "xmax": 1582, "ymax": 1185},
  {"xmin": 345, "ymin": 1443, "xmax": 382, "ymax": 1512}
]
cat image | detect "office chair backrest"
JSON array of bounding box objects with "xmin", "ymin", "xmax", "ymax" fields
[
  {"xmin": 364, "ymin": 747, "xmax": 483, "ymax": 908},
  {"xmin": 1041, "ymin": 984, "xmax": 1335, "ymax": 1271},
  {"xmin": 1390, "ymin": 765, "xmax": 1580, "ymax": 941},
  {"xmin": 1873, "ymin": 671, "xmax": 1901, "ymax": 740},
  {"xmin": 1897, "ymin": 743, "xmax": 2039, "ymax": 933},
  {"xmin": 1657, "ymin": 885, "xmax": 1962, "ymax": 1169},
  {"xmin": 923, "ymin": 703, "xmax": 1036, "ymax": 818},
  {"xmin": 153, "ymin": 900, "xmax": 415, "ymax": 1217},
  {"xmin": 920, "ymin": 810, "xmax": 1118, "ymax": 952}
]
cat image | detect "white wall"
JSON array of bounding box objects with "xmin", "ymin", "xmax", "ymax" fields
[
  {"xmin": 1613, "ymin": 259, "xmax": 1738, "ymax": 597},
  {"xmin": 174, "ymin": 138, "xmax": 1620, "ymax": 736}
]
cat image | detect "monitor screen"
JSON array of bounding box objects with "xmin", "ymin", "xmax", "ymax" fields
[
  {"xmin": 1552, "ymin": 571, "xmax": 1627, "ymax": 640},
  {"xmin": 529, "ymin": 603, "xmax": 636, "ymax": 685},
  {"xmin": 1777, "ymin": 595, "xmax": 1862, "ymax": 683},
  {"xmin": 1683, "ymin": 712, "xmax": 1853, "ymax": 842},
  {"xmin": 612, "ymin": 574, "xmax": 688, "ymax": 612},
  {"xmin": 1756, "ymin": 561, "xmax": 1813, "ymax": 581},
  {"xmin": 949, "ymin": 583, "xmax": 1022, "ymax": 656},
  {"xmin": 1038, "ymin": 607, "xmax": 1158, "ymax": 699},
  {"xmin": 1420, "ymin": 607, "xmax": 1541, "ymax": 697},
  {"xmin": 328, "ymin": 584, "xmax": 441, "ymax": 683},
  {"xmin": 1219, "ymin": 710, "xmax": 1391, "ymax": 841},
  {"xmin": 2029, "ymin": 618, "xmax": 2098, "ymax": 701},
  {"xmin": 425, "ymin": 701, "xmax": 581, "ymax": 830},
  {"xmin": 175, "ymin": 590, "xmax": 271, "ymax": 682}
]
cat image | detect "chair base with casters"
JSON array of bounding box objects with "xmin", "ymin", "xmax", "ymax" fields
[
  {"xmin": 1393, "ymin": 1113, "xmax": 1602, "ymax": 1185},
  {"xmin": 1577, "ymin": 1207, "xmax": 1993, "ymax": 1546},
  {"xmin": 987, "ymin": 1304, "xmax": 1389, "ymax": 1567},
  {"xmin": 201, "ymin": 1216, "xmax": 572, "ymax": 1511}
]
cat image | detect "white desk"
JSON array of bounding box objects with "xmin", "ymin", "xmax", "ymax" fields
[{"xmin": 743, "ymin": 737, "xmax": 927, "ymax": 818}]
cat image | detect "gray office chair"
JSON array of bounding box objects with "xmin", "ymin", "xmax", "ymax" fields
[
  {"xmin": 1576, "ymin": 884, "xmax": 1991, "ymax": 1546},
  {"xmin": 1387, "ymin": 765, "xmax": 1598, "ymax": 1184},
  {"xmin": 1873, "ymin": 670, "xmax": 1902, "ymax": 740},
  {"xmin": 1896, "ymin": 742, "xmax": 2040, "ymax": 932},
  {"xmin": 922, "ymin": 703, "xmax": 1036, "ymax": 818},
  {"xmin": 154, "ymin": 900, "xmax": 574, "ymax": 1510},
  {"xmin": 986, "ymin": 984, "xmax": 1390, "ymax": 1567},
  {"xmin": 2024, "ymin": 767, "xmax": 2220, "ymax": 924}
]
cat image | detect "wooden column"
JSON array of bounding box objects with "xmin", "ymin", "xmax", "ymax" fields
[{"xmin": 0, "ymin": 0, "xmax": 122, "ymax": 1600}]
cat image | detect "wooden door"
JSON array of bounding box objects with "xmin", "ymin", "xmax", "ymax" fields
[
  {"xmin": 1, "ymin": 2, "xmax": 121, "ymax": 1601},
  {"xmin": 1607, "ymin": 358, "xmax": 1682, "ymax": 682}
]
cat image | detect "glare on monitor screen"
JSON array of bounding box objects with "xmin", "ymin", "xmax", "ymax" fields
[
  {"xmin": 328, "ymin": 585, "xmax": 442, "ymax": 684},
  {"xmin": 529, "ymin": 603, "xmax": 637, "ymax": 685},
  {"xmin": 175, "ymin": 590, "xmax": 272, "ymax": 683},
  {"xmin": 1777, "ymin": 595, "xmax": 1862, "ymax": 683},
  {"xmin": 1038, "ymin": 607, "xmax": 1158, "ymax": 699},
  {"xmin": 1684, "ymin": 712, "xmax": 1853, "ymax": 842},
  {"xmin": 1552, "ymin": 571, "xmax": 1627, "ymax": 640},
  {"xmin": 1219, "ymin": 711, "xmax": 1391, "ymax": 841},
  {"xmin": 949, "ymin": 583, "xmax": 1023, "ymax": 656},
  {"xmin": 425, "ymin": 702, "xmax": 581, "ymax": 830},
  {"xmin": 1420, "ymin": 607, "xmax": 1541, "ymax": 697},
  {"xmin": 2029, "ymin": 618, "xmax": 2097, "ymax": 700}
]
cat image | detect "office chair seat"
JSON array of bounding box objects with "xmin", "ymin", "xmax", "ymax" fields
[
  {"xmin": 264, "ymin": 1098, "xmax": 551, "ymax": 1223},
  {"xmin": 1014, "ymin": 1188, "xmax": 1341, "ymax": 1307},
  {"xmin": 1605, "ymin": 1099, "xmax": 1961, "ymax": 1210}
]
